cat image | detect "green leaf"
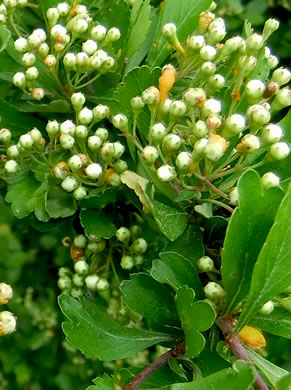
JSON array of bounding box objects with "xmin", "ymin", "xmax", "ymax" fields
[
  {"xmin": 79, "ymin": 188, "xmax": 118, "ymax": 209},
  {"xmin": 5, "ymin": 174, "xmax": 49, "ymax": 221},
  {"xmin": 276, "ymin": 373, "xmax": 291, "ymax": 390},
  {"xmin": 236, "ymin": 182, "xmax": 291, "ymax": 332},
  {"xmin": 175, "ymin": 189, "xmax": 201, "ymax": 202},
  {"xmin": 46, "ymin": 186, "xmax": 77, "ymax": 219},
  {"xmin": 59, "ymin": 295, "xmax": 171, "ymax": 360},
  {"xmin": 151, "ymin": 251, "xmax": 202, "ymax": 297},
  {"xmin": 80, "ymin": 209, "xmax": 116, "ymax": 240},
  {"xmin": 147, "ymin": 0, "xmax": 212, "ymax": 66},
  {"xmin": 249, "ymin": 308, "xmax": 291, "ymax": 339},
  {"xmin": 0, "ymin": 26, "xmax": 11, "ymax": 53},
  {"xmin": 176, "ymin": 286, "xmax": 216, "ymax": 358},
  {"xmin": 151, "ymin": 199, "xmax": 189, "ymax": 241},
  {"xmin": 120, "ymin": 273, "xmax": 178, "ymax": 325},
  {"xmin": 86, "ymin": 375, "xmax": 114, "ymax": 390},
  {"xmin": 150, "ymin": 365, "xmax": 255, "ymax": 390},
  {"xmin": 194, "ymin": 203, "xmax": 213, "ymax": 218},
  {"xmin": 246, "ymin": 348, "xmax": 288, "ymax": 388},
  {"xmin": 14, "ymin": 99, "xmax": 71, "ymax": 113},
  {"xmin": 221, "ymin": 170, "xmax": 284, "ymax": 315}
]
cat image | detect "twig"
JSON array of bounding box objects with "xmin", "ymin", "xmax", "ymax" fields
[
  {"xmin": 123, "ymin": 341, "xmax": 185, "ymax": 390},
  {"xmin": 217, "ymin": 318, "xmax": 269, "ymax": 390}
]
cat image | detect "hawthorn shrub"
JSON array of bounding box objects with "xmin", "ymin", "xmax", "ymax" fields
[{"xmin": 0, "ymin": 0, "xmax": 291, "ymax": 389}]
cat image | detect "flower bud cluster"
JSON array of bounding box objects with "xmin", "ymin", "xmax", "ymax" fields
[{"xmin": 0, "ymin": 282, "xmax": 16, "ymax": 336}]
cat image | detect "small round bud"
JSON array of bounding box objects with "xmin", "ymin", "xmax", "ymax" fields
[
  {"xmin": 14, "ymin": 37, "xmax": 28, "ymax": 52},
  {"xmin": 61, "ymin": 176, "xmax": 78, "ymax": 192},
  {"xmin": 20, "ymin": 133, "xmax": 33, "ymax": 149},
  {"xmin": 183, "ymin": 88, "xmax": 206, "ymax": 107},
  {"xmin": 271, "ymin": 68, "xmax": 290, "ymax": 86},
  {"xmin": 130, "ymin": 96, "xmax": 145, "ymax": 114},
  {"xmin": 87, "ymin": 239, "xmax": 106, "ymax": 253},
  {"xmin": 220, "ymin": 36, "xmax": 243, "ymax": 56},
  {"xmin": 260, "ymin": 300, "xmax": 274, "ymax": 315},
  {"xmin": 142, "ymin": 86, "xmax": 160, "ymax": 106},
  {"xmin": 202, "ymin": 98, "xmax": 221, "ymax": 117},
  {"xmin": 162, "ymin": 134, "xmax": 182, "ymax": 152},
  {"xmin": 106, "ymin": 171, "xmax": 120, "ymax": 187},
  {"xmin": 206, "ymin": 114, "xmax": 222, "ymax": 130},
  {"xmin": 192, "ymin": 120, "xmax": 208, "ymax": 138},
  {"xmin": 74, "ymin": 235, "xmax": 87, "ymax": 249},
  {"xmin": 263, "ymin": 81, "xmax": 279, "ymax": 99},
  {"xmin": 71, "ymin": 93, "xmax": 85, "ymax": 110},
  {"xmin": 200, "ymin": 45, "xmax": 216, "ymax": 61},
  {"xmin": 88, "ymin": 135, "xmax": 102, "ymax": 151},
  {"xmin": 263, "ymin": 18, "xmax": 279, "ymax": 40},
  {"xmin": 13, "ymin": 72, "xmax": 26, "ymax": 88},
  {"xmin": 0, "ymin": 128, "xmax": 11, "ymax": 143},
  {"xmin": 280, "ymin": 297, "xmax": 291, "ymax": 312},
  {"xmin": 162, "ymin": 23, "xmax": 176, "ymax": 38},
  {"xmin": 121, "ymin": 255, "xmax": 134, "ymax": 270},
  {"xmin": 30, "ymin": 128, "xmax": 42, "ymax": 144},
  {"xmin": 46, "ymin": 7, "xmax": 59, "ymax": 24},
  {"xmin": 63, "ymin": 53, "xmax": 76, "ymax": 69},
  {"xmin": 96, "ymin": 278, "xmax": 109, "ymax": 291},
  {"xmin": 246, "ymin": 33, "xmax": 264, "ymax": 53},
  {"xmin": 205, "ymin": 134, "xmax": 227, "ymax": 162},
  {"xmin": 44, "ymin": 54, "xmax": 57, "ymax": 68},
  {"xmin": 52, "ymin": 162, "xmax": 69, "ymax": 179},
  {"xmin": 37, "ymin": 42, "xmax": 49, "ymax": 57},
  {"xmin": 261, "ymin": 172, "xmax": 280, "ymax": 189},
  {"xmin": 91, "ymin": 25, "xmax": 107, "ymax": 41},
  {"xmin": 157, "ymin": 164, "xmax": 176, "ymax": 182},
  {"xmin": 71, "ymin": 287, "xmax": 84, "ymax": 298},
  {"xmin": 237, "ymin": 134, "xmax": 260, "ymax": 154},
  {"xmin": 60, "ymin": 120, "xmax": 76, "ymax": 136},
  {"xmin": 31, "ymin": 88, "xmax": 44, "ymax": 101},
  {"xmin": 131, "ymin": 238, "xmax": 147, "ymax": 254},
  {"xmin": 4, "ymin": 0, "xmax": 17, "ymax": 8},
  {"xmin": 176, "ymin": 151, "xmax": 192, "ymax": 172},
  {"xmin": 101, "ymin": 143, "xmax": 115, "ymax": 161},
  {"xmin": 261, "ymin": 124, "xmax": 283, "ymax": 144},
  {"xmin": 0, "ymin": 283, "xmax": 13, "ymax": 304},
  {"xmin": 74, "ymin": 260, "xmax": 89, "ymax": 276},
  {"xmin": 187, "ymin": 35, "xmax": 205, "ymax": 50},
  {"xmin": 57, "ymin": 276, "xmax": 72, "ymax": 290},
  {"xmin": 46, "ymin": 120, "xmax": 59, "ymax": 138},
  {"xmin": 0, "ymin": 311, "xmax": 16, "ymax": 335},
  {"xmin": 269, "ymin": 142, "xmax": 290, "ymax": 160},
  {"xmin": 192, "ymin": 138, "xmax": 208, "ymax": 160},
  {"xmin": 60, "ymin": 134, "xmax": 75, "ymax": 149},
  {"xmin": 134, "ymin": 255, "xmax": 144, "ymax": 266},
  {"xmin": 7, "ymin": 145, "xmax": 19, "ymax": 159},
  {"xmin": 57, "ymin": 2, "xmax": 70, "ymax": 16},
  {"xmin": 116, "ymin": 227, "xmax": 130, "ymax": 242},
  {"xmin": 82, "ymin": 39, "xmax": 98, "ymax": 56},
  {"xmin": 93, "ymin": 104, "xmax": 110, "ymax": 121},
  {"xmin": 68, "ymin": 155, "xmax": 83, "ymax": 171},
  {"xmin": 75, "ymin": 52, "xmax": 89, "ymax": 70},
  {"xmin": 200, "ymin": 61, "xmax": 216, "ymax": 76},
  {"xmin": 105, "ymin": 27, "xmax": 120, "ymax": 43},
  {"xmin": 78, "ymin": 107, "xmax": 93, "ymax": 125},
  {"xmin": 85, "ymin": 163, "xmax": 103, "ymax": 179},
  {"xmin": 199, "ymin": 11, "xmax": 215, "ymax": 31},
  {"xmin": 250, "ymin": 106, "xmax": 270, "ymax": 127},
  {"xmin": 143, "ymin": 145, "xmax": 159, "ymax": 164},
  {"xmin": 229, "ymin": 187, "xmax": 239, "ymax": 206},
  {"xmin": 208, "ymin": 25, "xmax": 226, "ymax": 44},
  {"xmin": 246, "ymin": 80, "xmax": 265, "ymax": 102},
  {"xmin": 267, "ymin": 55, "xmax": 279, "ymax": 69},
  {"xmin": 72, "ymin": 273, "xmax": 84, "ymax": 287},
  {"xmin": 272, "ymin": 88, "xmax": 291, "ymax": 110},
  {"xmin": 5, "ymin": 160, "xmax": 18, "ymax": 174},
  {"xmin": 113, "ymin": 142, "xmax": 125, "ymax": 159},
  {"xmin": 150, "ymin": 123, "xmax": 167, "ymax": 144},
  {"xmin": 204, "ymin": 282, "xmax": 225, "ymax": 300},
  {"xmin": 222, "ymin": 114, "xmax": 246, "ymax": 138},
  {"xmin": 85, "ymin": 274, "xmax": 99, "ymax": 290},
  {"xmin": 72, "ymin": 18, "xmax": 89, "ymax": 35},
  {"xmin": 208, "ymin": 74, "xmax": 225, "ymax": 91},
  {"xmin": 75, "ymin": 125, "xmax": 88, "ymax": 139},
  {"xmin": 25, "ymin": 66, "xmax": 39, "ymax": 81},
  {"xmin": 113, "ymin": 160, "xmax": 128, "ymax": 174},
  {"xmin": 112, "ymin": 114, "xmax": 128, "ymax": 132},
  {"xmin": 169, "ymin": 100, "xmax": 187, "ymax": 120},
  {"xmin": 197, "ymin": 256, "xmax": 214, "ymax": 272},
  {"xmin": 50, "ymin": 24, "xmax": 67, "ymax": 39},
  {"xmin": 0, "ymin": 14, "xmax": 6, "ymax": 23}
]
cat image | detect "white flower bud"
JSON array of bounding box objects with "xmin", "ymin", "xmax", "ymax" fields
[
  {"xmin": 202, "ymin": 98, "xmax": 221, "ymax": 117},
  {"xmin": 50, "ymin": 24, "xmax": 67, "ymax": 40},
  {"xmin": 91, "ymin": 25, "xmax": 107, "ymax": 41},
  {"xmin": 60, "ymin": 120, "xmax": 76, "ymax": 136},
  {"xmin": 93, "ymin": 104, "xmax": 110, "ymax": 121},
  {"xmin": 63, "ymin": 52, "xmax": 76, "ymax": 69},
  {"xmin": 37, "ymin": 42, "xmax": 49, "ymax": 57},
  {"xmin": 134, "ymin": 255, "xmax": 144, "ymax": 265},
  {"xmin": 4, "ymin": 0, "xmax": 16, "ymax": 8},
  {"xmin": 157, "ymin": 164, "xmax": 176, "ymax": 182},
  {"xmin": 82, "ymin": 39, "xmax": 98, "ymax": 55},
  {"xmin": 204, "ymin": 282, "xmax": 225, "ymax": 300},
  {"xmin": 192, "ymin": 120, "xmax": 208, "ymax": 138},
  {"xmin": 32, "ymin": 28, "xmax": 47, "ymax": 43},
  {"xmin": 251, "ymin": 106, "xmax": 270, "ymax": 127},
  {"xmin": 183, "ymin": 88, "xmax": 206, "ymax": 107},
  {"xmin": 162, "ymin": 134, "xmax": 182, "ymax": 152},
  {"xmin": 0, "ymin": 311, "xmax": 16, "ymax": 335},
  {"xmin": 88, "ymin": 55, "xmax": 103, "ymax": 70},
  {"xmin": 0, "ymin": 283, "xmax": 13, "ymax": 304},
  {"xmin": 200, "ymin": 61, "xmax": 216, "ymax": 76},
  {"xmin": 246, "ymin": 80, "xmax": 265, "ymax": 101},
  {"xmin": 205, "ymin": 134, "xmax": 227, "ymax": 161},
  {"xmin": 31, "ymin": 87, "xmax": 45, "ymax": 101},
  {"xmin": 85, "ymin": 274, "xmax": 99, "ymax": 290},
  {"xmin": 206, "ymin": 114, "xmax": 222, "ymax": 130},
  {"xmin": 96, "ymin": 278, "xmax": 109, "ymax": 291},
  {"xmin": 57, "ymin": 2, "xmax": 70, "ymax": 16},
  {"xmin": 0, "ymin": 4, "xmax": 7, "ymax": 13},
  {"xmin": 74, "ymin": 234, "xmax": 87, "ymax": 249},
  {"xmin": 46, "ymin": 120, "xmax": 59, "ymax": 137},
  {"xmin": 60, "ymin": 134, "xmax": 75, "ymax": 149},
  {"xmin": 0, "ymin": 128, "xmax": 11, "ymax": 143},
  {"xmin": 78, "ymin": 107, "xmax": 93, "ymax": 125},
  {"xmin": 192, "ymin": 138, "xmax": 208, "ymax": 160},
  {"xmin": 95, "ymin": 127, "xmax": 108, "ymax": 142},
  {"xmin": 71, "ymin": 92, "xmax": 85, "ymax": 110},
  {"xmin": 22, "ymin": 53, "xmax": 37, "ymax": 69},
  {"xmin": 113, "ymin": 160, "xmax": 128, "ymax": 174},
  {"xmin": 273, "ymin": 88, "xmax": 291, "ymax": 110},
  {"xmin": 7, "ymin": 145, "xmax": 19, "ymax": 158},
  {"xmin": 162, "ymin": 23, "xmax": 176, "ymax": 38},
  {"xmin": 75, "ymin": 125, "xmax": 88, "ymax": 139},
  {"xmin": 246, "ymin": 33, "xmax": 264, "ymax": 53},
  {"xmin": 260, "ymin": 300, "xmax": 274, "ymax": 315},
  {"xmin": 200, "ymin": 45, "xmax": 216, "ymax": 61},
  {"xmin": 220, "ymin": 36, "xmax": 243, "ymax": 57},
  {"xmin": 116, "ymin": 227, "xmax": 130, "ymax": 242},
  {"xmin": 101, "ymin": 56, "xmax": 114, "ymax": 71},
  {"xmin": 88, "ymin": 135, "xmax": 102, "ymax": 151},
  {"xmin": 131, "ymin": 238, "xmax": 147, "ymax": 254},
  {"xmin": 87, "ymin": 239, "xmax": 106, "ymax": 253},
  {"xmin": 261, "ymin": 172, "xmax": 280, "ymax": 189},
  {"xmin": 269, "ymin": 142, "xmax": 290, "ymax": 160},
  {"xmin": 61, "ymin": 176, "xmax": 78, "ymax": 192},
  {"xmin": 71, "ymin": 287, "xmax": 83, "ymax": 298},
  {"xmin": 267, "ymin": 55, "xmax": 279, "ymax": 69},
  {"xmin": 261, "ymin": 124, "xmax": 283, "ymax": 144},
  {"xmin": 112, "ymin": 114, "xmax": 128, "ymax": 131},
  {"xmin": 101, "ymin": 142, "xmax": 115, "ymax": 161},
  {"xmin": 263, "ymin": 18, "xmax": 279, "ymax": 40},
  {"xmin": 229, "ymin": 187, "xmax": 239, "ymax": 206},
  {"xmin": 143, "ymin": 145, "xmax": 159, "ymax": 164},
  {"xmin": 76, "ymin": 52, "xmax": 89, "ymax": 69},
  {"xmin": 0, "ymin": 14, "xmax": 7, "ymax": 23},
  {"xmin": 142, "ymin": 86, "xmax": 160, "ymax": 105},
  {"xmin": 208, "ymin": 74, "xmax": 225, "ymax": 91},
  {"xmin": 14, "ymin": 37, "xmax": 28, "ymax": 52},
  {"xmin": 68, "ymin": 155, "xmax": 82, "ymax": 171},
  {"xmin": 85, "ymin": 163, "xmax": 103, "ymax": 179},
  {"xmin": 105, "ymin": 27, "xmax": 120, "ymax": 43},
  {"xmin": 150, "ymin": 123, "xmax": 167, "ymax": 144},
  {"xmin": 72, "ymin": 18, "xmax": 89, "ymax": 35},
  {"xmin": 46, "ymin": 7, "xmax": 59, "ymax": 24},
  {"xmin": 197, "ymin": 256, "xmax": 214, "ymax": 272},
  {"xmin": 44, "ymin": 54, "xmax": 57, "ymax": 68},
  {"xmin": 187, "ymin": 35, "xmax": 205, "ymax": 50},
  {"xmin": 72, "ymin": 273, "xmax": 84, "ymax": 287},
  {"xmin": 121, "ymin": 255, "xmax": 134, "ymax": 270},
  {"xmin": 169, "ymin": 100, "xmax": 187, "ymax": 119},
  {"xmin": 25, "ymin": 66, "xmax": 39, "ymax": 81},
  {"xmin": 238, "ymin": 134, "xmax": 260, "ymax": 154},
  {"xmin": 238, "ymin": 55, "xmax": 257, "ymax": 73},
  {"xmin": 130, "ymin": 96, "xmax": 145, "ymax": 113},
  {"xmin": 74, "ymin": 260, "xmax": 89, "ymax": 275},
  {"xmin": 208, "ymin": 25, "xmax": 226, "ymax": 44},
  {"xmin": 113, "ymin": 142, "xmax": 125, "ymax": 159},
  {"xmin": 4, "ymin": 160, "xmax": 18, "ymax": 173},
  {"xmin": 176, "ymin": 151, "xmax": 192, "ymax": 172},
  {"xmin": 20, "ymin": 133, "xmax": 33, "ymax": 149},
  {"xmin": 30, "ymin": 128, "xmax": 42, "ymax": 144},
  {"xmin": 271, "ymin": 68, "xmax": 291, "ymax": 86},
  {"xmin": 222, "ymin": 114, "xmax": 246, "ymax": 138}
]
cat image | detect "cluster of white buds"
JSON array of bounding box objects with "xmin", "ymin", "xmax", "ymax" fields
[{"xmin": 0, "ymin": 282, "xmax": 16, "ymax": 336}]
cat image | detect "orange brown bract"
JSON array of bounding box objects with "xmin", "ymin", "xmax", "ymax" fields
[
  {"xmin": 199, "ymin": 11, "xmax": 215, "ymax": 30},
  {"xmin": 51, "ymin": 161, "xmax": 69, "ymax": 176},
  {"xmin": 104, "ymin": 168, "xmax": 115, "ymax": 182},
  {"xmin": 70, "ymin": 244, "xmax": 85, "ymax": 261},
  {"xmin": 238, "ymin": 325, "xmax": 266, "ymax": 350},
  {"xmin": 159, "ymin": 64, "xmax": 176, "ymax": 102},
  {"xmin": 231, "ymin": 88, "xmax": 241, "ymax": 101}
]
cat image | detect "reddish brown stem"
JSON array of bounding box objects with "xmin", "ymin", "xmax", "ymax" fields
[
  {"xmin": 217, "ymin": 318, "xmax": 269, "ymax": 390},
  {"xmin": 123, "ymin": 341, "xmax": 185, "ymax": 390}
]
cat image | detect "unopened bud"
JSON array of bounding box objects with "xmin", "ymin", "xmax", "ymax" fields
[
  {"xmin": 0, "ymin": 283, "xmax": 13, "ymax": 304},
  {"xmin": 85, "ymin": 163, "xmax": 103, "ymax": 179},
  {"xmin": 263, "ymin": 18, "xmax": 279, "ymax": 40},
  {"xmin": 60, "ymin": 134, "xmax": 75, "ymax": 149},
  {"xmin": 183, "ymin": 88, "xmax": 206, "ymax": 107},
  {"xmin": 142, "ymin": 86, "xmax": 160, "ymax": 106},
  {"xmin": 237, "ymin": 134, "xmax": 260, "ymax": 154},
  {"xmin": 261, "ymin": 124, "xmax": 283, "ymax": 144},
  {"xmin": 112, "ymin": 114, "xmax": 128, "ymax": 132},
  {"xmin": 261, "ymin": 172, "xmax": 280, "ymax": 189},
  {"xmin": 197, "ymin": 256, "xmax": 214, "ymax": 272},
  {"xmin": 157, "ymin": 164, "xmax": 176, "ymax": 182},
  {"xmin": 229, "ymin": 187, "xmax": 239, "ymax": 206},
  {"xmin": 269, "ymin": 142, "xmax": 290, "ymax": 160},
  {"xmin": 205, "ymin": 134, "xmax": 227, "ymax": 161},
  {"xmin": 204, "ymin": 282, "xmax": 225, "ymax": 300},
  {"xmin": 0, "ymin": 311, "xmax": 16, "ymax": 335},
  {"xmin": 61, "ymin": 176, "xmax": 78, "ymax": 192},
  {"xmin": 246, "ymin": 33, "xmax": 264, "ymax": 53},
  {"xmin": 176, "ymin": 151, "xmax": 192, "ymax": 172}
]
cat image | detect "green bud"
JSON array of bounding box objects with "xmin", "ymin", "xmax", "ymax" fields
[{"xmin": 197, "ymin": 256, "xmax": 214, "ymax": 272}]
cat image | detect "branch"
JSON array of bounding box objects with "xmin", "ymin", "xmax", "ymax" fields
[
  {"xmin": 123, "ymin": 341, "xmax": 185, "ymax": 390},
  {"xmin": 217, "ymin": 318, "xmax": 269, "ymax": 390}
]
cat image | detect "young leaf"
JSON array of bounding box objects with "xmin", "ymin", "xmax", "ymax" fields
[
  {"xmin": 79, "ymin": 188, "xmax": 118, "ymax": 209},
  {"xmin": 221, "ymin": 169, "xmax": 284, "ymax": 315},
  {"xmin": 151, "ymin": 251, "xmax": 202, "ymax": 297},
  {"xmin": 236, "ymin": 182, "xmax": 291, "ymax": 332},
  {"xmin": 86, "ymin": 374, "xmax": 114, "ymax": 390},
  {"xmin": 276, "ymin": 373, "xmax": 291, "ymax": 390},
  {"xmin": 80, "ymin": 209, "xmax": 116, "ymax": 240},
  {"xmin": 120, "ymin": 273, "xmax": 178, "ymax": 325},
  {"xmin": 0, "ymin": 26, "xmax": 11, "ymax": 53},
  {"xmin": 249, "ymin": 308, "xmax": 291, "ymax": 339},
  {"xmin": 147, "ymin": 0, "xmax": 212, "ymax": 66},
  {"xmin": 151, "ymin": 199, "xmax": 189, "ymax": 241},
  {"xmin": 176, "ymin": 286, "xmax": 216, "ymax": 358},
  {"xmin": 59, "ymin": 295, "xmax": 171, "ymax": 360},
  {"xmin": 46, "ymin": 186, "xmax": 77, "ymax": 219}
]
